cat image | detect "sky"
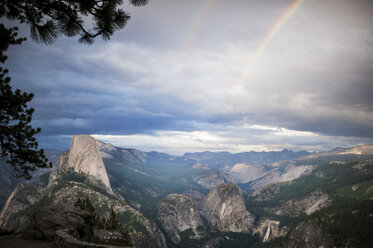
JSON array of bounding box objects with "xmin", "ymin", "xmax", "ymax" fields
[{"xmin": 4, "ymin": 0, "xmax": 373, "ymax": 155}]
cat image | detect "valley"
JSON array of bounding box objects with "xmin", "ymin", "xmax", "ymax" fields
[{"xmin": 0, "ymin": 135, "xmax": 372, "ymax": 247}]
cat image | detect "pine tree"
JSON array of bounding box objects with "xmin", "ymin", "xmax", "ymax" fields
[
  {"xmin": 84, "ymin": 195, "xmax": 95, "ymax": 213},
  {"xmin": 74, "ymin": 196, "xmax": 125, "ymax": 232},
  {"xmin": 0, "ymin": 1, "xmax": 149, "ymax": 45},
  {"xmin": 0, "ymin": 67, "xmax": 51, "ymax": 179},
  {"xmin": 74, "ymin": 197, "xmax": 82, "ymax": 209},
  {"xmin": 106, "ymin": 208, "xmax": 121, "ymax": 230},
  {"xmin": 74, "ymin": 195, "xmax": 95, "ymax": 213},
  {"xmin": 95, "ymin": 215, "xmax": 107, "ymax": 230}
]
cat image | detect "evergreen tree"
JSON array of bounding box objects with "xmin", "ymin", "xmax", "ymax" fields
[
  {"xmin": 0, "ymin": 0, "xmax": 149, "ymax": 44},
  {"xmin": 74, "ymin": 197, "xmax": 82, "ymax": 209},
  {"xmin": 74, "ymin": 195, "xmax": 95, "ymax": 213},
  {"xmin": 84, "ymin": 194, "xmax": 95, "ymax": 213},
  {"xmin": 0, "ymin": 67, "xmax": 51, "ymax": 179},
  {"xmin": 95, "ymin": 215, "xmax": 107, "ymax": 230},
  {"xmin": 106, "ymin": 208, "xmax": 121, "ymax": 230}
]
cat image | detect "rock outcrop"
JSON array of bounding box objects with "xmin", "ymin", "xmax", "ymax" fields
[
  {"xmin": 60, "ymin": 135, "xmax": 112, "ymax": 191},
  {"xmin": 158, "ymin": 194, "xmax": 205, "ymax": 243},
  {"xmin": 23, "ymin": 204, "xmax": 134, "ymax": 247},
  {"xmin": 158, "ymin": 183, "xmax": 255, "ymax": 244},
  {"xmin": 22, "ymin": 204, "xmax": 95, "ymax": 241},
  {"xmin": 198, "ymin": 183, "xmax": 254, "ymax": 233}
]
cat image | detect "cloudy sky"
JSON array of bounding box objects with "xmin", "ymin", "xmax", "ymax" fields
[{"xmin": 4, "ymin": 0, "xmax": 373, "ymax": 154}]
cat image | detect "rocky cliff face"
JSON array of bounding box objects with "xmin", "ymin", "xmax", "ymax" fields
[
  {"xmin": 158, "ymin": 183, "xmax": 255, "ymax": 244},
  {"xmin": 60, "ymin": 135, "xmax": 111, "ymax": 191},
  {"xmin": 198, "ymin": 183, "xmax": 254, "ymax": 233},
  {"xmin": 158, "ymin": 194, "xmax": 205, "ymax": 243}
]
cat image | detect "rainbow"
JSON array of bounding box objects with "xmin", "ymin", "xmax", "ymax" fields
[
  {"xmin": 182, "ymin": 0, "xmax": 216, "ymax": 48},
  {"xmin": 238, "ymin": 0, "xmax": 306, "ymax": 83}
]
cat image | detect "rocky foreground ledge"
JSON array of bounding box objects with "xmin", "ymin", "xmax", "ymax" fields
[
  {"xmin": 55, "ymin": 229, "xmax": 131, "ymax": 248},
  {"xmin": 0, "ymin": 204, "xmax": 131, "ymax": 248}
]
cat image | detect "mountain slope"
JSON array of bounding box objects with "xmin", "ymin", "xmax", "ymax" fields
[
  {"xmin": 0, "ymin": 149, "xmax": 62, "ymax": 211},
  {"xmin": 245, "ymin": 158, "xmax": 373, "ymax": 247},
  {"xmin": 240, "ymin": 145, "xmax": 373, "ymax": 192},
  {"xmin": 0, "ymin": 135, "xmax": 166, "ymax": 248},
  {"xmin": 247, "ymin": 159, "xmax": 373, "ymax": 213},
  {"xmin": 302, "ymin": 199, "xmax": 373, "ymax": 247}
]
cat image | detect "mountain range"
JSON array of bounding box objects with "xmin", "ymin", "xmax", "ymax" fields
[{"xmin": 0, "ymin": 135, "xmax": 372, "ymax": 247}]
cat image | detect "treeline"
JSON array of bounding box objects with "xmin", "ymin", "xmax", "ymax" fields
[
  {"xmin": 74, "ymin": 195, "xmax": 123, "ymax": 231},
  {"xmin": 307, "ymin": 199, "xmax": 373, "ymax": 248}
]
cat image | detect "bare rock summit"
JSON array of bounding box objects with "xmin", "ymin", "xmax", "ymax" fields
[
  {"xmin": 198, "ymin": 183, "xmax": 255, "ymax": 233},
  {"xmin": 60, "ymin": 135, "xmax": 112, "ymax": 191}
]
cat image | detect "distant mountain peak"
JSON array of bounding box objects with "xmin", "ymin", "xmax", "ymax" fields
[
  {"xmin": 337, "ymin": 144, "xmax": 373, "ymax": 155},
  {"xmin": 60, "ymin": 135, "xmax": 112, "ymax": 191},
  {"xmin": 96, "ymin": 140, "xmax": 117, "ymax": 152}
]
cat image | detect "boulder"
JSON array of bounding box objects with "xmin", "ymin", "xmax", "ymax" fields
[{"xmin": 22, "ymin": 204, "xmax": 95, "ymax": 242}]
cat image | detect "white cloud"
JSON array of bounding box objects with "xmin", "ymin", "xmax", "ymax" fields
[
  {"xmin": 6, "ymin": 0, "xmax": 373, "ymax": 151},
  {"xmin": 92, "ymin": 123, "xmax": 373, "ymax": 155}
]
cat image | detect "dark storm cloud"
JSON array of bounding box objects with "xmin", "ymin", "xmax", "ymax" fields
[{"xmin": 3, "ymin": 0, "xmax": 373, "ymax": 151}]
